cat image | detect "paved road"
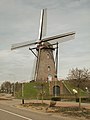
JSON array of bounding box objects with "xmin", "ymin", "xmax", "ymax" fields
[
  {"xmin": 0, "ymin": 99, "xmax": 89, "ymax": 120},
  {"xmin": 0, "ymin": 99, "xmax": 68, "ymax": 120}
]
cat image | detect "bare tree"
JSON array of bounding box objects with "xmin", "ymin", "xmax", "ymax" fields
[
  {"xmin": 67, "ymin": 68, "xmax": 90, "ymax": 109},
  {"xmin": 67, "ymin": 68, "xmax": 90, "ymax": 81}
]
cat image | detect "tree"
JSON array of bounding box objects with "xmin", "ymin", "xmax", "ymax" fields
[
  {"xmin": 67, "ymin": 68, "xmax": 90, "ymax": 89},
  {"xmin": 67, "ymin": 68, "xmax": 90, "ymax": 81},
  {"xmin": 11, "ymin": 82, "xmax": 22, "ymax": 96},
  {"xmin": 1, "ymin": 81, "xmax": 12, "ymax": 93},
  {"xmin": 67, "ymin": 68, "xmax": 90, "ymax": 109}
]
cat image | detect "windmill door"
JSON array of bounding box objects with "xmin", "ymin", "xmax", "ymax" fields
[{"xmin": 53, "ymin": 85, "xmax": 60, "ymax": 96}]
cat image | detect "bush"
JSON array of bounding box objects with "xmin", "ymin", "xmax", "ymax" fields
[
  {"xmin": 76, "ymin": 98, "xmax": 90, "ymax": 103},
  {"xmin": 51, "ymin": 97, "xmax": 61, "ymax": 101}
]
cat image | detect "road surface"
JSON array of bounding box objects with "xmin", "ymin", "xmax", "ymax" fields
[
  {"xmin": 0, "ymin": 99, "xmax": 68, "ymax": 120},
  {"xmin": 0, "ymin": 99, "xmax": 88, "ymax": 120}
]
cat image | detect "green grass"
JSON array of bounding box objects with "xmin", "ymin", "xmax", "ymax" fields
[
  {"xmin": 24, "ymin": 82, "xmax": 38, "ymax": 99},
  {"xmin": 16, "ymin": 80, "xmax": 87, "ymax": 100},
  {"xmin": 16, "ymin": 82, "xmax": 49, "ymax": 99},
  {"xmin": 63, "ymin": 81, "xmax": 87, "ymax": 96}
]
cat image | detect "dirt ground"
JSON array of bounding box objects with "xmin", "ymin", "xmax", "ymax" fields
[{"xmin": 19, "ymin": 100, "xmax": 90, "ymax": 120}]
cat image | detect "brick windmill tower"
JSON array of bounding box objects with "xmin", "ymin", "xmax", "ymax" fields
[{"xmin": 11, "ymin": 9, "xmax": 75, "ymax": 85}]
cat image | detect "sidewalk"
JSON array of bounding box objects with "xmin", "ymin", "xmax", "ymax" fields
[
  {"xmin": 0, "ymin": 98, "xmax": 90, "ymax": 110},
  {"xmin": 56, "ymin": 101, "xmax": 90, "ymax": 109},
  {"xmin": 24, "ymin": 99, "xmax": 90, "ymax": 109}
]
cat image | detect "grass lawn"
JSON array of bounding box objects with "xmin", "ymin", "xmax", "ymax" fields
[{"xmin": 16, "ymin": 82, "xmax": 49, "ymax": 99}]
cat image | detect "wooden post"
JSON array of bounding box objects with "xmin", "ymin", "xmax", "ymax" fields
[
  {"xmin": 22, "ymin": 83, "xmax": 24, "ymax": 104},
  {"xmin": 41, "ymin": 83, "xmax": 44, "ymax": 104}
]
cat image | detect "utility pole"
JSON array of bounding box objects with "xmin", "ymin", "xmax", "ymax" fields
[
  {"xmin": 54, "ymin": 42, "xmax": 58, "ymax": 97},
  {"xmin": 56, "ymin": 42, "xmax": 58, "ymax": 75}
]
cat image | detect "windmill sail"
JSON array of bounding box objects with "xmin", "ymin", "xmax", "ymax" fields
[
  {"xmin": 11, "ymin": 9, "xmax": 47, "ymax": 50},
  {"xmin": 11, "ymin": 40, "xmax": 37, "ymax": 50},
  {"xmin": 41, "ymin": 32, "xmax": 75, "ymax": 44},
  {"xmin": 11, "ymin": 32, "xmax": 75, "ymax": 50},
  {"xmin": 38, "ymin": 9, "xmax": 47, "ymax": 40}
]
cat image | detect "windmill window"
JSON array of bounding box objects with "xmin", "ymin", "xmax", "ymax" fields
[
  {"xmin": 47, "ymin": 53, "xmax": 50, "ymax": 59},
  {"xmin": 48, "ymin": 74, "xmax": 52, "ymax": 81},
  {"xmin": 48, "ymin": 66, "xmax": 51, "ymax": 71}
]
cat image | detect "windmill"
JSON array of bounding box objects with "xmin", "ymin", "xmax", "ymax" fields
[{"xmin": 11, "ymin": 9, "xmax": 75, "ymax": 83}]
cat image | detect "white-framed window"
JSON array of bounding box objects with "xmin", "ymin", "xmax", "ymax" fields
[
  {"xmin": 48, "ymin": 74, "xmax": 52, "ymax": 81},
  {"xmin": 48, "ymin": 66, "xmax": 51, "ymax": 71}
]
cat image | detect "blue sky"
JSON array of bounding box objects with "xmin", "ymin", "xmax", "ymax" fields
[{"xmin": 0, "ymin": 0, "xmax": 90, "ymax": 84}]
